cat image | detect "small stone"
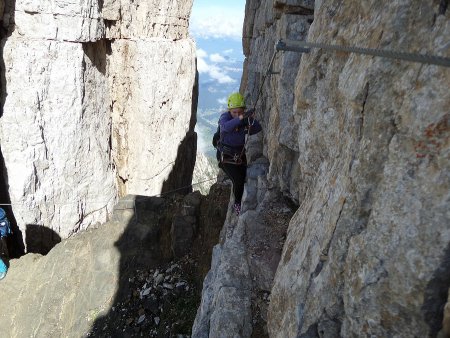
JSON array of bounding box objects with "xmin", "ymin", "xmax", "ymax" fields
[
  {"xmin": 166, "ymin": 264, "xmax": 179, "ymax": 274},
  {"xmin": 154, "ymin": 274, "xmax": 164, "ymax": 285},
  {"xmin": 138, "ymin": 308, "xmax": 145, "ymax": 316},
  {"xmin": 140, "ymin": 287, "xmax": 152, "ymax": 298},
  {"xmin": 163, "ymin": 283, "xmax": 174, "ymax": 290},
  {"xmin": 126, "ymin": 318, "xmax": 134, "ymax": 326},
  {"xmin": 175, "ymin": 281, "xmax": 186, "ymax": 288},
  {"xmin": 154, "ymin": 317, "xmax": 160, "ymax": 325},
  {"xmin": 137, "ymin": 314, "xmax": 146, "ymax": 325}
]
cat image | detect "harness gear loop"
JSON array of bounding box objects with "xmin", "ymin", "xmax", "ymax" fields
[{"xmin": 220, "ymin": 151, "xmax": 243, "ymax": 165}]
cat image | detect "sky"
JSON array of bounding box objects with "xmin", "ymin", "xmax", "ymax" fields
[
  {"xmin": 189, "ymin": 0, "xmax": 246, "ymax": 108},
  {"xmin": 189, "ymin": 0, "xmax": 246, "ymax": 154},
  {"xmin": 190, "ymin": 0, "xmax": 246, "ymax": 41}
]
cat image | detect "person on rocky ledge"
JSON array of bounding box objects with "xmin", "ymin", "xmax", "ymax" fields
[
  {"xmin": 0, "ymin": 207, "xmax": 11, "ymax": 280},
  {"xmin": 214, "ymin": 92, "xmax": 262, "ymax": 216}
]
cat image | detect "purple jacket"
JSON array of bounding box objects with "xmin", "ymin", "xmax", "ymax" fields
[{"xmin": 218, "ymin": 111, "xmax": 262, "ymax": 149}]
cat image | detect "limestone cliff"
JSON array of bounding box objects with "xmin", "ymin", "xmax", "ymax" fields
[
  {"xmin": 0, "ymin": 0, "xmax": 197, "ymax": 251},
  {"xmin": 195, "ymin": 0, "xmax": 450, "ymax": 337}
]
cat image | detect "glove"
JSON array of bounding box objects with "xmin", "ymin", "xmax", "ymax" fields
[
  {"xmin": 243, "ymin": 108, "xmax": 255, "ymax": 118},
  {"xmin": 240, "ymin": 118, "xmax": 249, "ymax": 127}
]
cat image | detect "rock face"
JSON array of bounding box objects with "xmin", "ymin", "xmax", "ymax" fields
[
  {"xmin": 192, "ymin": 151, "xmax": 219, "ymax": 195},
  {"xmin": 0, "ymin": 190, "xmax": 229, "ymax": 337},
  {"xmin": 193, "ymin": 154, "xmax": 296, "ymax": 337},
  {"xmin": 0, "ymin": 0, "xmax": 197, "ymax": 250},
  {"xmin": 195, "ymin": 0, "xmax": 450, "ymax": 337}
]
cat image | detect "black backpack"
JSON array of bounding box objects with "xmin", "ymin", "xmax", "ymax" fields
[
  {"xmin": 0, "ymin": 208, "xmax": 11, "ymax": 237},
  {"xmin": 212, "ymin": 124, "xmax": 220, "ymax": 148}
]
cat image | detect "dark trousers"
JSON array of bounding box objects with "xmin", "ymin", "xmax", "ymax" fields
[
  {"xmin": 0, "ymin": 237, "xmax": 8, "ymax": 260},
  {"xmin": 220, "ymin": 162, "xmax": 247, "ymax": 204}
]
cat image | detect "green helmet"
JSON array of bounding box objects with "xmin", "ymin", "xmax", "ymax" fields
[{"xmin": 227, "ymin": 92, "xmax": 245, "ymax": 109}]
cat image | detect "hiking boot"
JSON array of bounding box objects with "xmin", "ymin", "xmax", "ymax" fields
[
  {"xmin": 233, "ymin": 203, "xmax": 241, "ymax": 216},
  {"xmin": 0, "ymin": 258, "xmax": 7, "ymax": 280}
]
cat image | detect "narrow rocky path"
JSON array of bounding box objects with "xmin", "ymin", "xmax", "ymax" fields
[
  {"xmin": 193, "ymin": 158, "xmax": 297, "ymax": 337},
  {"xmin": 0, "ymin": 184, "xmax": 230, "ymax": 338}
]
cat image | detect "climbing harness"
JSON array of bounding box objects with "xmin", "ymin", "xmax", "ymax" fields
[
  {"xmin": 220, "ymin": 150, "xmax": 245, "ymax": 166},
  {"xmin": 216, "ymin": 122, "xmax": 253, "ymax": 166},
  {"xmin": 215, "ymin": 136, "xmax": 246, "ymax": 165}
]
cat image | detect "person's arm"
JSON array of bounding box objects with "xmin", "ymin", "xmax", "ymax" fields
[{"xmin": 219, "ymin": 113, "xmax": 242, "ymax": 132}]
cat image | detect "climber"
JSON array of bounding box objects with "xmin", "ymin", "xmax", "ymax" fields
[
  {"xmin": 0, "ymin": 207, "xmax": 11, "ymax": 280},
  {"xmin": 215, "ymin": 92, "xmax": 262, "ymax": 216}
]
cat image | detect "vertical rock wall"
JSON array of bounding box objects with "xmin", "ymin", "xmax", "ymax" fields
[
  {"xmin": 105, "ymin": 0, "xmax": 197, "ymax": 196},
  {"xmin": 242, "ymin": 0, "xmax": 449, "ymax": 337},
  {"xmin": 0, "ymin": 0, "xmax": 196, "ymax": 249},
  {"xmin": 0, "ymin": 0, "xmax": 116, "ymax": 244},
  {"xmin": 243, "ymin": 0, "xmax": 314, "ymax": 203}
]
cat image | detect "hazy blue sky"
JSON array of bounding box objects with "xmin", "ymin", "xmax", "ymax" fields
[
  {"xmin": 190, "ymin": 0, "xmax": 246, "ymax": 40},
  {"xmin": 189, "ymin": 0, "xmax": 245, "ymax": 102},
  {"xmin": 189, "ymin": 1, "xmax": 246, "ymax": 153}
]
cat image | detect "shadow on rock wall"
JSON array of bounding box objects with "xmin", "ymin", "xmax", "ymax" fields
[
  {"xmin": 82, "ymin": 40, "xmax": 110, "ymax": 75},
  {"xmin": 89, "ymin": 195, "xmax": 174, "ymax": 337},
  {"xmin": 25, "ymin": 224, "xmax": 61, "ymax": 255},
  {"xmin": 89, "ymin": 183, "xmax": 230, "ymax": 337},
  {"xmin": 161, "ymin": 131, "xmax": 197, "ymax": 196},
  {"xmin": 422, "ymin": 242, "xmax": 450, "ymax": 336},
  {"xmin": 161, "ymin": 70, "xmax": 198, "ymax": 196}
]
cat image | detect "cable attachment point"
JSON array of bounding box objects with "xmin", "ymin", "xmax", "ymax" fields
[{"xmin": 276, "ymin": 39, "xmax": 311, "ymax": 54}]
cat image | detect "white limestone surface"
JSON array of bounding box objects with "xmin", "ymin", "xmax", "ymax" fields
[
  {"xmin": 15, "ymin": 0, "xmax": 105, "ymax": 41},
  {"xmin": 0, "ymin": 0, "xmax": 196, "ymax": 246},
  {"xmin": 0, "ymin": 38, "xmax": 117, "ymax": 241},
  {"xmin": 109, "ymin": 38, "xmax": 196, "ymax": 196}
]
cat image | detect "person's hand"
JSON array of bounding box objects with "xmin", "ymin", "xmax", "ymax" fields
[{"xmin": 243, "ymin": 108, "xmax": 255, "ymax": 118}]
